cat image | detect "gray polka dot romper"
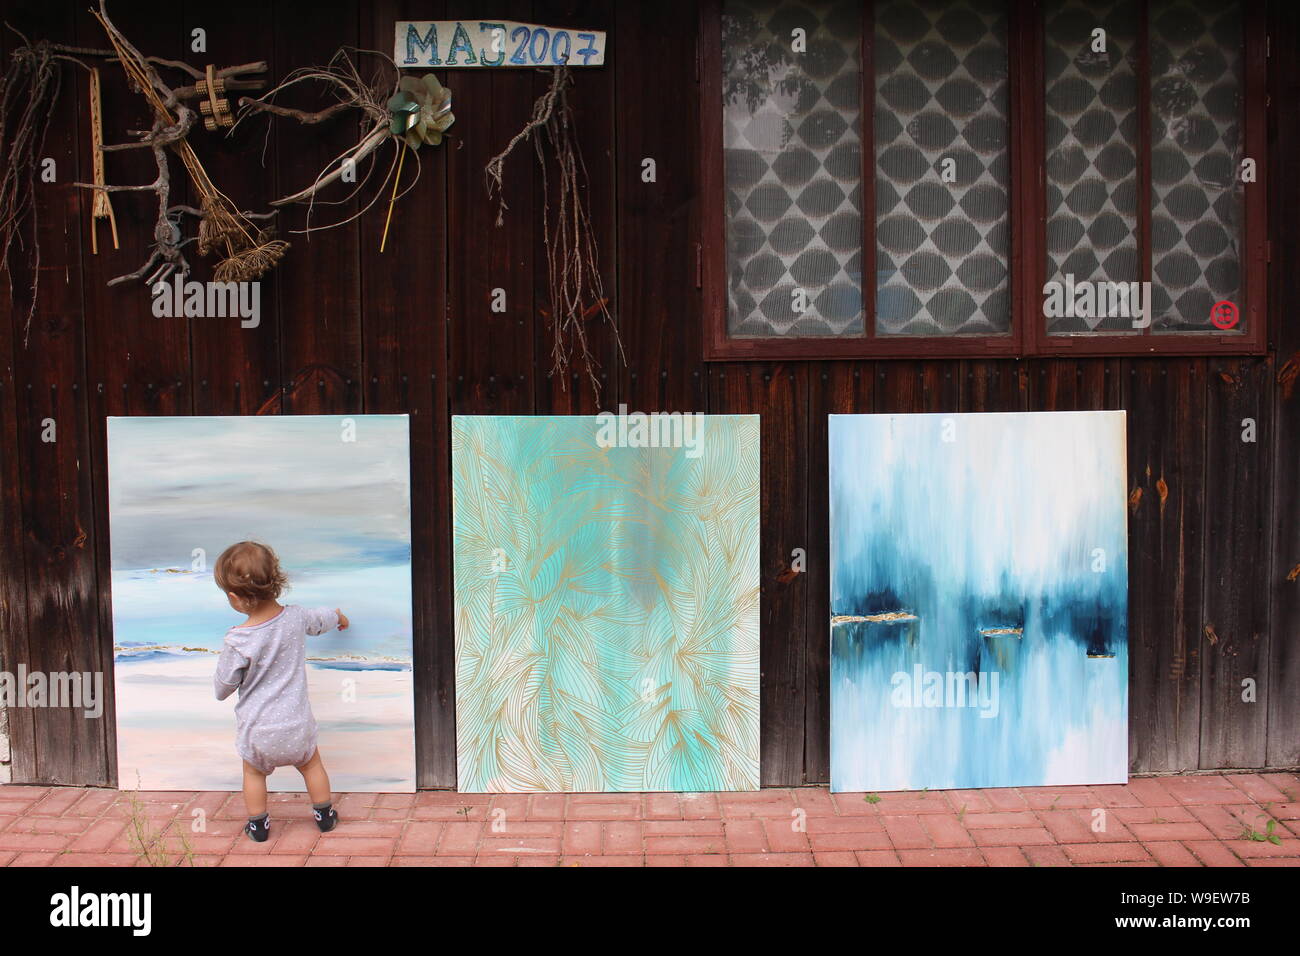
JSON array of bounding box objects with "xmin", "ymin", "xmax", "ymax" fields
[{"xmin": 213, "ymin": 605, "xmax": 339, "ymax": 773}]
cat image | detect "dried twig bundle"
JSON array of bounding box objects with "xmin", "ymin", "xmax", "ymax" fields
[
  {"xmin": 0, "ymin": 30, "xmax": 74, "ymax": 343},
  {"xmin": 486, "ymin": 65, "xmax": 623, "ymax": 402}
]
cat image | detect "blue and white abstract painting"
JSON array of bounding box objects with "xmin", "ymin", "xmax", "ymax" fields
[
  {"xmin": 829, "ymin": 411, "xmax": 1128, "ymax": 792},
  {"xmin": 107, "ymin": 415, "xmax": 415, "ymax": 792}
]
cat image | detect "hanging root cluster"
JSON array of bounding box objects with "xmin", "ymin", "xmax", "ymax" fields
[
  {"xmin": 0, "ymin": 31, "xmax": 71, "ymax": 343},
  {"xmin": 234, "ymin": 48, "xmax": 416, "ymax": 236},
  {"xmin": 485, "ymin": 65, "xmax": 623, "ymax": 402}
]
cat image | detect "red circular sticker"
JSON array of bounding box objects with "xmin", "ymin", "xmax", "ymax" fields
[{"xmin": 1211, "ymin": 300, "xmax": 1239, "ymax": 330}]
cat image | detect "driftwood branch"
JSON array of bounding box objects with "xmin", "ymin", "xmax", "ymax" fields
[
  {"xmin": 153, "ymin": 58, "xmax": 265, "ymax": 83},
  {"xmin": 234, "ymin": 47, "xmax": 422, "ymax": 234},
  {"xmin": 235, "ymin": 96, "xmax": 353, "ymax": 126}
]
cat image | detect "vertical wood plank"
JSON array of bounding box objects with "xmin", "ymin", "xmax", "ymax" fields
[
  {"xmin": 531, "ymin": 0, "xmax": 617, "ymax": 414},
  {"xmin": 1123, "ymin": 358, "xmax": 1205, "ymax": 772},
  {"xmin": 1026, "ymin": 359, "xmax": 1108, "ymax": 411},
  {"xmin": 0, "ymin": 353, "xmax": 30, "ymax": 781},
  {"xmin": 359, "ymin": 0, "xmax": 453, "ymax": 788},
  {"xmin": 873, "ymin": 360, "xmax": 960, "ymax": 414},
  {"xmin": 4, "ymin": 0, "xmax": 106, "ymax": 785},
  {"xmin": 804, "ymin": 361, "xmax": 873, "ymax": 785},
  {"xmin": 446, "ymin": 0, "xmax": 537, "ymax": 415},
  {"xmin": 962, "ymin": 359, "xmax": 1026, "ymax": 412},
  {"xmin": 615, "ymin": 0, "xmax": 705, "ymax": 413},
  {"xmin": 273, "ymin": 0, "xmax": 363, "ymax": 414},
  {"xmin": 1199, "ymin": 358, "xmax": 1272, "ymax": 767},
  {"xmin": 1266, "ymin": 0, "xmax": 1300, "ymax": 769},
  {"xmin": 190, "ymin": 0, "xmax": 283, "ymax": 417},
  {"xmin": 0, "ymin": 9, "xmax": 35, "ymax": 782},
  {"xmin": 710, "ymin": 364, "xmax": 808, "ymax": 786},
  {"xmin": 75, "ymin": 3, "xmax": 192, "ymax": 787}
]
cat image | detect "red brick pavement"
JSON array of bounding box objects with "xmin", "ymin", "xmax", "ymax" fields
[{"xmin": 0, "ymin": 772, "xmax": 1296, "ymax": 867}]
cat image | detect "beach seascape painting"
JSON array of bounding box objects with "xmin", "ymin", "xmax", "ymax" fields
[
  {"xmin": 107, "ymin": 415, "xmax": 415, "ymax": 793},
  {"xmin": 452, "ymin": 413, "xmax": 761, "ymax": 792},
  {"xmin": 829, "ymin": 411, "xmax": 1129, "ymax": 792}
]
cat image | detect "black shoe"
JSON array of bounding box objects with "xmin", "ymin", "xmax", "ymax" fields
[
  {"xmin": 245, "ymin": 816, "xmax": 270, "ymax": 843},
  {"xmin": 313, "ymin": 807, "xmax": 338, "ymax": 833}
]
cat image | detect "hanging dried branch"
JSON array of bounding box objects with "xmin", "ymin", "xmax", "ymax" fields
[
  {"xmin": 1, "ymin": 0, "xmax": 287, "ymax": 334},
  {"xmin": 0, "ymin": 28, "xmax": 83, "ymax": 344},
  {"xmin": 1, "ymin": 4, "xmax": 294, "ymax": 344},
  {"xmin": 234, "ymin": 48, "xmax": 428, "ymax": 236},
  {"xmin": 486, "ymin": 65, "xmax": 623, "ymax": 402},
  {"xmin": 74, "ymin": 1, "xmax": 286, "ymax": 285}
]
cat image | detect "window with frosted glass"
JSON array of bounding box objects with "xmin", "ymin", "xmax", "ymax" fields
[
  {"xmin": 1044, "ymin": 0, "xmax": 1140, "ymax": 335},
  {"xmin": 708, "ymin": 0, "xmax": 1262, "ymax": 356},
  {"xmin": 1149, "ymin": 0, "xmax": 1243, "ymax": 332},
  {"xmin": 874, "ymin": 0, "xmax": 1010, "ymax": 336},
  {"xmin": 722, "ymin": 0, "xmax": 864, "ymax": 337}
]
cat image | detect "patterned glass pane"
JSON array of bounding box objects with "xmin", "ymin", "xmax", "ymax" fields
[
  {"xmin": 1044, "ymin": 0, "xmax": 1141, "ymax": 334},
  {"xmin": 1149, "ymin": 0, "xmax": 1244, "ymax": 332},
  {"xmin": 722, "ymin": 0, "xmax": 864, "ymax": 338},
  {"xmin": 874, "ymin": 0, "xmax": 1011, "ymax": 336}
]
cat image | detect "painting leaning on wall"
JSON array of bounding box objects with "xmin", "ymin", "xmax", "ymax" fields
[
  {"xmin": 107, "ymin": 415, "xmax": 416, "ymax": 793},
  {"xmin": 452, "ymin": 413, "xmax": 762, "ymax": 793},
  {"xmin": 829, "ymin": 411, "xmax": 1129, "ymax": 792}
]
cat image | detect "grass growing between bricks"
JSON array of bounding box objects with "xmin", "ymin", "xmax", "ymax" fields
[{"xmin": 123, "ymin": 786, "xmax": 195, "ymax": 867}]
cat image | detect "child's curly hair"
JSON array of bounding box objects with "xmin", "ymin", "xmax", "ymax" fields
[{"xmin": 214, "ymin": 541, "xmax": 287, "ymax": 609}]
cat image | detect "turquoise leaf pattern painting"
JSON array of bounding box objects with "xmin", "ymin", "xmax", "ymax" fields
[
  {"xmin": 452, "ymin": 414, "xmax": 761, "ymax": 792},
  {"xmin": 829, "ymin": 411, "xmax": 1129, "ymax": 792}
]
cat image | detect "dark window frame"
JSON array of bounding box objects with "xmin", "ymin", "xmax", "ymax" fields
[{"xmin": 699, "ymin": 0, "xmax": 1269, "ymax": 361}]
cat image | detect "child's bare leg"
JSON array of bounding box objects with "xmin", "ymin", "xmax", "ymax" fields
[
  {"xmin": 242, "ymin": 760, "xmax": 268, "ymax": 817},
  {"xmin": 295, "ymin": 749, "xmax": 332, "ymax": 805}
]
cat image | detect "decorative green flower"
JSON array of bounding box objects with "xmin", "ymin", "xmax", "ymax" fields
[{"xmin": 386, "ymin": 74, "xmax": 454, "ymax": 148}]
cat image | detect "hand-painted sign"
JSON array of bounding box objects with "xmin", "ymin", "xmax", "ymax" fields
[{"xmin": 395, "ymin": 21, "xmax": 607, "ymax": 68}]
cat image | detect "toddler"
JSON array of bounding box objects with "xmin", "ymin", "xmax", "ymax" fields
[{"xmin": 212, "ymin": 541, "xmax": 350, "ymax": 843}]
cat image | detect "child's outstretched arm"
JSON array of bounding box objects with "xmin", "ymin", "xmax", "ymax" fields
[
  {"xmin": 303, "ymin": 606, "xmax": 345, "ymax": 635},
  {"xmin": 214, "ymin": 642, "xmax": 249, "ymax": 701}
]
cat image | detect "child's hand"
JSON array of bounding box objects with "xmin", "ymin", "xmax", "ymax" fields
[{"xmin": 336, "ymin": 609, "xmax": 349, "ymax": 630}]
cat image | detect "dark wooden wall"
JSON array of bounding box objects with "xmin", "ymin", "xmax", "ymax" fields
[{"xmin": 0, "ymin": 0, "xmax": 1296, "ymax": 787}]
